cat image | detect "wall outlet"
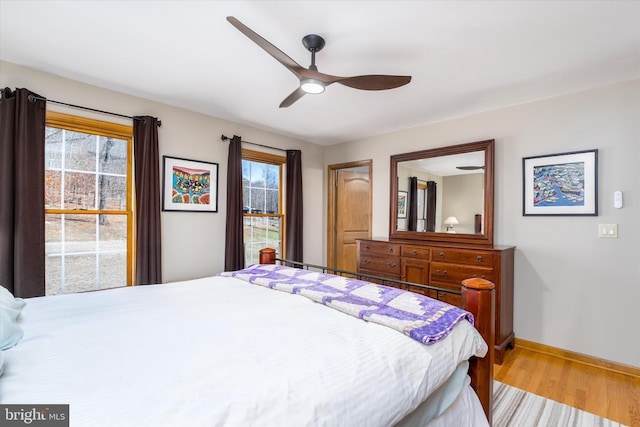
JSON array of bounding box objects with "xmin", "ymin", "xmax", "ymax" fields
[{"xmin": 598, "ymin": 224, "xmax": 618, "ymax": 238}]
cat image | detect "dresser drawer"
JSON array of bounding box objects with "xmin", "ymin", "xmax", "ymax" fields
[
  {"xmin": 430, "ymin": 262, "xmax": 494, "ymax": 286},
  {"xmin": 401, "ymin": 245, "xmax": 430, "ymax": 259},
  {"xmin": 358, "ymin": 269, "xmax": 401, "ymax": 285},
  {"xmin": 407, "ymin": 284, "xmax": 430, "ymax": 296},
  {"xmin": 438, "ymin": 291, "xmax": 462, "ymax": 307},
  {"xmin": 359, "ymin": 241, "xmax": 401, "ymax": 257},
  {"xmin": 408, "ymin": 284, "xmax": 462, "ymax": 307},
  {"xmin": 359, "ymin": 254, "xmax": 401, "ymax": 275},
  {"xmin": 432, "ymin": 248, "xmax": 494, "ymax": 267}
]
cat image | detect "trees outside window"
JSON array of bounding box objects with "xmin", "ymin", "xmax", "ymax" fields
[
  {"xmin": 45, "ymin": 112, "xmax": 133, "ymax": 295},
  {"xmin": 242, "ymin": 150, "xmax": 285, "ymax": 264}
]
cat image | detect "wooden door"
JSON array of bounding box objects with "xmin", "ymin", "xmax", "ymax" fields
[{"xmin": 328, "ymin": 162, "xmax": 371, "ymax": 272}]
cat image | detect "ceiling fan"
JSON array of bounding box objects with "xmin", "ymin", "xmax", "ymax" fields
[{"xmin": 227, "ymin": 16, "xmax": 412, "ymax": 108}]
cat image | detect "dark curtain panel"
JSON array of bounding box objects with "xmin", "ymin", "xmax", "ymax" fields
[
  {"xmin": 407, "ymin": 177, "xmax": 418, "ymax": 231},
  {"xmin": 426, "ymin": 181, "xmax": 437, "ymax": 232},
  {"xmin": 133, "ymin": 116, "xmax": 162, "ymax": 285},
  {"xmin": 0, "ymin": 88, "xmax": 46, "ymax": 297},
  {"xmin": 285, "ymin": 150, "xmax": 303, "ymax": 263},
  {"xmin": 224, "ymin": 135, "xmax": 244, "ymax": 271}
]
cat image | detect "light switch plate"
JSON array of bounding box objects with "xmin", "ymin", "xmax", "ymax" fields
[{"xmin": 598, "ymin": 224, "xmax": 618, "ymax": 238}]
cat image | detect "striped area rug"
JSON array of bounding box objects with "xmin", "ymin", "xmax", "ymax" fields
[{"xmin": 493, "ymin": 381, "xmax": 625, "ymax": 426}]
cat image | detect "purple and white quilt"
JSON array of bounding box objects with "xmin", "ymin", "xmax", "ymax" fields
[{"xmin": 221, "ymin": 264, "xmax": 474, "ymax": 345}]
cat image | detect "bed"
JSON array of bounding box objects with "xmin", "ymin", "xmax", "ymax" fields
[{"xmin": 0, "ymin": 250, "xmax": 494, "ymax": 427}]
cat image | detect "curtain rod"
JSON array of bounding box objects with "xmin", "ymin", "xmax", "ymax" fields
[
  {"xmin": 23, "ymin": 93, "xmax": 162, "ymax": 127},
  {"xmin": 220, "ymin": 134, "xmax": 287, "ymax": 153}
]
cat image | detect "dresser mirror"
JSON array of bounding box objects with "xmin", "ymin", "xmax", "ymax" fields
[{"xmin": 389, "ymin": 139, "xmax": 495, "ymax": 246}]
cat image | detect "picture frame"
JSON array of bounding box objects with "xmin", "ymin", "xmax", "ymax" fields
[
  {"xmin": 522, "ymin": 149, "xmax": 597, "ymax": 216},
  {"xmin": 162, "ymin": 155, "xmax": 218, "ymax": 212},
  {"xmin": 397, "ymin": 191, "xmax": 408, "ymax": 219}
]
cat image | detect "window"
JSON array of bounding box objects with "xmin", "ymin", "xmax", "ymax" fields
[
  {"xmin": 45, "ymin": 112, "xmax": 133, "ymax": 295},
  {"xmin": 242, "ymin": 149, "xmax": 285, "ymax": 264},
  {"xmin": 417, "ymin": 180, "xmax": 427, "ymax": 232}
]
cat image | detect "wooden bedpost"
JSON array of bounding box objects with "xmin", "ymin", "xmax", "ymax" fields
[
  {"xmin": 461, "ymin": 278, "xmax": 495, "ymax": 425},
  {"xmin": 259, "ymin": 248, "xmax": 277, "ymax": 265}
]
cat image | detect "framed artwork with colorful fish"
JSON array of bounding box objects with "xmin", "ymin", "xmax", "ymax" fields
[{"xmin": 162, "ymin": 155, "xmax": 218, "ymax": 212}]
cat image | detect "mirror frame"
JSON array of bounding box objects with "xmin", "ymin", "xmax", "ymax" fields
[{"xmin": 389, "ymin": 139, "xmax": 495, "ymax": 247}]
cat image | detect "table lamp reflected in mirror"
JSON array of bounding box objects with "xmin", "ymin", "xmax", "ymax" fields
[{"xmin": 444, "ymin": 216, "xmax": 459, "ymax": 233}]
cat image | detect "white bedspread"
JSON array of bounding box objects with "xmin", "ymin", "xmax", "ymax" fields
[{"xmin": 0, "ymin": 276, "xmax": 487, "ymax": 427}]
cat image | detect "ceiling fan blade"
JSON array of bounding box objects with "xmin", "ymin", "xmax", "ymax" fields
[
  {"xmin": 227, "ymin": 16, "xmax": 305, "ymax": 77},
  {"xmin": 335, "ymin": 75, "xmax": 412, "ymax": 91},
  {"xmin": 456, "ymin": 166, "xmax": 485, "ymax": 170},
  {"xmin": 279, "ymin": 87, "xmax": 307, "ymax": 108}
]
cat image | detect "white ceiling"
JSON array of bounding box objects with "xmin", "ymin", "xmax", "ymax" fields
[
  {"xmin": 402, "ymin": 151, "xmax": 485, "ymax": 176},
  {"xmin": 1, "ymin": 1, "xmax": 639, "ymax": 146}
]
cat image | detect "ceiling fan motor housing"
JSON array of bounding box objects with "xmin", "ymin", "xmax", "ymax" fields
[{"xmin": 302, "ymin": 34, "xmax": 325, "ymax": 53}]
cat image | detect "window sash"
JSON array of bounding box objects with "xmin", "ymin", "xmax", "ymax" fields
[
  {"xmin": 44, "ymin": 112, "xmax": 134, "ymax": 293},
  {"xmin": 242, "ymin": 149, "xmax": 286, "ymax": 261}
]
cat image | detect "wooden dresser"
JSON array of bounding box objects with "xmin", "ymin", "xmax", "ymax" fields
[{"xmin": 357, "ymin": 238, "xmax": 515, "ymax": 364}]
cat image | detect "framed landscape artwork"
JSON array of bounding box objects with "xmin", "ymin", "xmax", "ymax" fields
[
  {"xmin": 522, "ymin": 149, "xmax": 597, "ymax": 216},
  {"xmin": 162, "ymin": 156, "xmax": 218, "ymax": 212},
  {"xmin": 397, "ymin": 191, "xmax": 408, "ymax": 219}
]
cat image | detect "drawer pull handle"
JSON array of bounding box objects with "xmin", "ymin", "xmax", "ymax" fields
[
  {"xmin": 476, "ymin": 255, "xmax": 483, "ymax": 262},
  {"xmin": 436, "ymin": 270, "xmax": 447, "ymax": 276},
  {"xmin": 364, "ymin": 244, "xmax": 370, "ymax": 250},
  {"xmin": 439, "ymin": 252, "xmax": 445, "ymax": 259},
  {"xmin": 472, "ymin": 273, "xmax": 487, "ymax": 279},
  {"xmin": 387, "ymin": 263, "xmax": 396, "ymax": 268},
  {"xmin": 412, "ymin": 249, "xmax": 418, "ymax": 255},
  {"xmin": 363, "ymin": 259, "xmax": 371, "ymax": 265},
  {"xmin": 389, "ymin": 247, "xmax": 394, "ymax": 253}
]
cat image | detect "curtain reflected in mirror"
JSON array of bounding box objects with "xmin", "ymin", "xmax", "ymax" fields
[
  {"xmin": 426, "ymin": 181, "xmax": 436, "ymax": 231},
  {"xmin": 407, "ymin": 177, "xmax": 417, "ymax": 231},
  {"xmin": 407, "ymin": 177, "xmax": 436, "ymax": 232}
]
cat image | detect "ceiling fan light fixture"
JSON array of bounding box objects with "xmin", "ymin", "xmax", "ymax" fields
[{"xmin": 300, "ymin": 78, "xmax": 325, "ymax": 94}]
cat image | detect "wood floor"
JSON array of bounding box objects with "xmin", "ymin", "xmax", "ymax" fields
[{"xmin": 494, "ymin": 346, "xmax": 640, "ymax": 426}]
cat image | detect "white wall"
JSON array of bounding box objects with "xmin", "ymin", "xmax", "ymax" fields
[
  {"xmin": 442, "ymin": 173, "xmax": 484, "ymax": 234},
  {"xmin": 1, "ymin": 61, "xmax": 325, "ymax": 283},
  {"xmin": 324, "ymin": 80, "xmax": 640, "ymax": 367}
]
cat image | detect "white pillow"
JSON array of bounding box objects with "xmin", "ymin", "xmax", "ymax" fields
[
  {"xmin": 0, "ymin": 285, "xmax": 25, "ymax": 311},
  {"xmin": 0, "ymin": 309, "xmax": 23, "ymax": 350},
  {"xmin": 0, "ymin": 286, "xmax": 26, "ymax": 351}
]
